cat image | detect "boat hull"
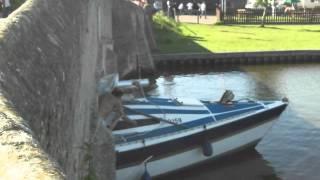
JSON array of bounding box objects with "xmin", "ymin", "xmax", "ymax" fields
[{"xmin": 116, "ymin": 103, "xmax": 286, "ymax": 180}]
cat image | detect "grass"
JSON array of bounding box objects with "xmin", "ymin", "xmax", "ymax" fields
[{"xmin": 152, "ymin": 14, "xmax": 320, "ymax": 53}]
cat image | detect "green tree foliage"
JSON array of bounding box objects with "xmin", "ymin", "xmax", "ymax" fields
[
  {"xmin": 256, "ymin": 0, "xmax": 269, "ymax": 7},
  {"xmin": 152, "ymin": 12, "xmax": 181, "ymax": 34},
  {"xmin": 284, "ymin": 0, "xmax": 300, "ymax": 4}
]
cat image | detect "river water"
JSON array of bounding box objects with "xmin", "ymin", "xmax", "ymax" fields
[{"xmin": 152, "ymin": 64, "xmax": 320, "ymax": 180}]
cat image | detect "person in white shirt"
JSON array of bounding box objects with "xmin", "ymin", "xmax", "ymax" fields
[
  {"xmin": 186, "ymin": 2, "xmax": 193, "ymax": 15},
  {"xmin": 166, "ymin": 0, "xmax": 171, "ymax": 16},
  {"xmin": 178, "ymin": 3, "xmax": 184, "ymax": 15},
  {"xmin": 200, "ymin": 1, "xmax": 206, "ymax": 19}
]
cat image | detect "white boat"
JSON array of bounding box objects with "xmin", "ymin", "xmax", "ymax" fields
[{"xmin": 114, "ymin": 95, "xmax": 288, "ymax": 180}]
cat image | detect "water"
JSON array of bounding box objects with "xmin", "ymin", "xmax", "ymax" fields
[{"xmin": 151, "ymin": 64, "xmax": 320, "ymax": 180}]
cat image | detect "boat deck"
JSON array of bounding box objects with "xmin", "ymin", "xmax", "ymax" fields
[{"xmin": 115, "ymin": 97, "xmax": 269, "ymax": 144}]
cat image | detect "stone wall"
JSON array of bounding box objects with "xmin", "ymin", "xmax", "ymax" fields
[
  {"xmin": 113, "ymin": 0, "xmax": 156, "ymax": 78},
  {"xmin": 0, "ymin": 0, "xmax": 155, "ymax": 179}
]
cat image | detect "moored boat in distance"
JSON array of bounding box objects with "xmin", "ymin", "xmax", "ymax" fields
[{"xmin": 114, "ymin": 93, "xmax": 288, "ymax": 180}]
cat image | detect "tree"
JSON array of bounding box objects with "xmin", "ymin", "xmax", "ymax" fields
[
  {"xmin": 256, "ymin": 0, "xmax": 271, "ymax": 27},
  {"xmin": 284, "ymin": 0, "xmax": 300, "ymax": 4},
  {"xmin": 284, "ymin": 0, "xmax": 300, "ymax": 9}
]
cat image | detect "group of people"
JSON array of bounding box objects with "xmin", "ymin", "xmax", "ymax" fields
[
  {"xmin": 167, "ymin": 0, "xmax": 207, "ymax": 18},
  {"xmin": 0, "ymin": 0, "xmax": 11, "ymax": 18}
]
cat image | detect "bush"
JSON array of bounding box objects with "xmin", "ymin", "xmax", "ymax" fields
[{"xmin": 152, "ymin": 11, "xmax": 182, "ymax": 34}]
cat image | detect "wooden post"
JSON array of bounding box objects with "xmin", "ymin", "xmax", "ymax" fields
[{"xmin": 197, "ymin": 11, "xmax": 199, "ymax": 24}]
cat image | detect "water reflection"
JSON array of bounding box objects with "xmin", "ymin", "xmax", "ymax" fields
[
  {"xmin": 242, "ymin": 64, "xmax": 320, "ymax": 128},
  {"xmin": 156, "ymin": 149, "xmax": 280, "ymax": 180},
  {"xmin": 151, "ymin": 71, "xmax": 276, "ymax": 101},
  {"xmin": 152, "ymin": 64, "xmax": 320, "ymax": 180}
]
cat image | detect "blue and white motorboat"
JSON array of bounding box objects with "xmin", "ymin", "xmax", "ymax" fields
[{"xmin": 114, "ymin": 93, "xmax": 288, "ymax": 180}]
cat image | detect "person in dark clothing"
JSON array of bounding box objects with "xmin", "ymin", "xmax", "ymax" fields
[
  {"xmin": 1, "ymin": 0, "xmax": 11, "ymax": 18},
  {"xmin": 216, "ymin": 2, "xmax": 222, "ymax": 22},
  {"xmin": 192, "ymin": 1, "xmax": 199, "ymax": 15}
]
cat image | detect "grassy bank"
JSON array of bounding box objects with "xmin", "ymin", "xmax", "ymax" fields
[{"xmin": 153, "ymin": 14, "xmax": 320, "ymax": 53}]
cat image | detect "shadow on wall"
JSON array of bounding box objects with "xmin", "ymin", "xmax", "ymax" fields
[
  {"xmin": 112, "ymin": 0, "xmax": 156, "ymax": 79},
  {"xmin": 152, "ymin": 12, "xmax": 211, "ymax": 54}
]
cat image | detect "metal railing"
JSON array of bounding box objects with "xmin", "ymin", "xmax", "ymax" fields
[{"xmin": 223, "ymin": 8, "xmax": 320, "ymax": 24}]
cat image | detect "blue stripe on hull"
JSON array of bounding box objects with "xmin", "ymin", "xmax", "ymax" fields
[
  {"xmin": 124, "ymin": 97, "xmax": 179, "ymax": 106},
  {"xmin": 116, "ymin": 103, "xmax": 288, "ymax": 168},
  {"xmin": 125, "ymin": 108, "xmax": 210, "ymax": 115},
  {"xmin": 121, "ymin": 105, "xmax": 265, "ymax": 142},
  {"xmin": 121, "ymin": 98, "xmax": 267, "ymax": 143},
  {"xmin": 125, "ymin": 116, "xmax": 215, "ymax": 142},
  {"xmin": 204, "ymin": 102, "xmax": 263, "ymax": 114},
  {"xmin": 215, "ymin": 106, "xmax": 264, "ymax": 121}
]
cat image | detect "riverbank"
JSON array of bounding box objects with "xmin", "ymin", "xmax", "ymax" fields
[{"xmin": 153, "ymin": 14, "xmax": 320, "ymax": 54}]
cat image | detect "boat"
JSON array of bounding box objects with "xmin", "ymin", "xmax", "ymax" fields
[
  {"xmin": 117, "ymin": 79, "xmax": 150, "ymax": 89},
  {"xmin": 113, "ymin": 92, "xmax": 288, "ymax": 180}
]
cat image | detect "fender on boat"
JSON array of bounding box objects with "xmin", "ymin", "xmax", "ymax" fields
[
  {"xmin": 141, "ymin": 169, "xmax": 152, "ymax": 180},
  {"xmin": 202, "ymin": 140, "xmax": 213, "ymax": 157}
]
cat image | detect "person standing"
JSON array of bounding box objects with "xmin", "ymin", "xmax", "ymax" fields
[
  {"xmin": 166, "ymin": 0, "xmax": 171, "ymax": 17},
  {"xmin": 200, "ymin": 1, "xmax": 206, "ymax": 19},
  {"xmin": 192, "ymin": 1, "xmax": 199, "ymax": 15},
  {"xmin": 186, "ymin": 2, "xmax": 193, "ymax": 15},
  {"xmin": 1, "ymin": 0, "xmax": 11, "ymax": 18},
  {"xmin": 178, "ymin": 2, "xmax": 184, "ymax": 15},
  {"xmin": 216, "ymin": 2, "xmax": 222, "ymax": 22}
]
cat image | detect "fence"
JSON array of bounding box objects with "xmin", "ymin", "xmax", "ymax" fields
[{"xmin": 223, "ymin": 9, "xmax": 320, "ymax": 24}]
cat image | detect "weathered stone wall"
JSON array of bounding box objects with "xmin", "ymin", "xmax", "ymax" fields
[
  {"xmin": 0, "ymin": 0, "xmax": 155, "ymax": 179},
  {"xmin": 113, "ymin": 0, "xmax": 156, "ymax": 78}
]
